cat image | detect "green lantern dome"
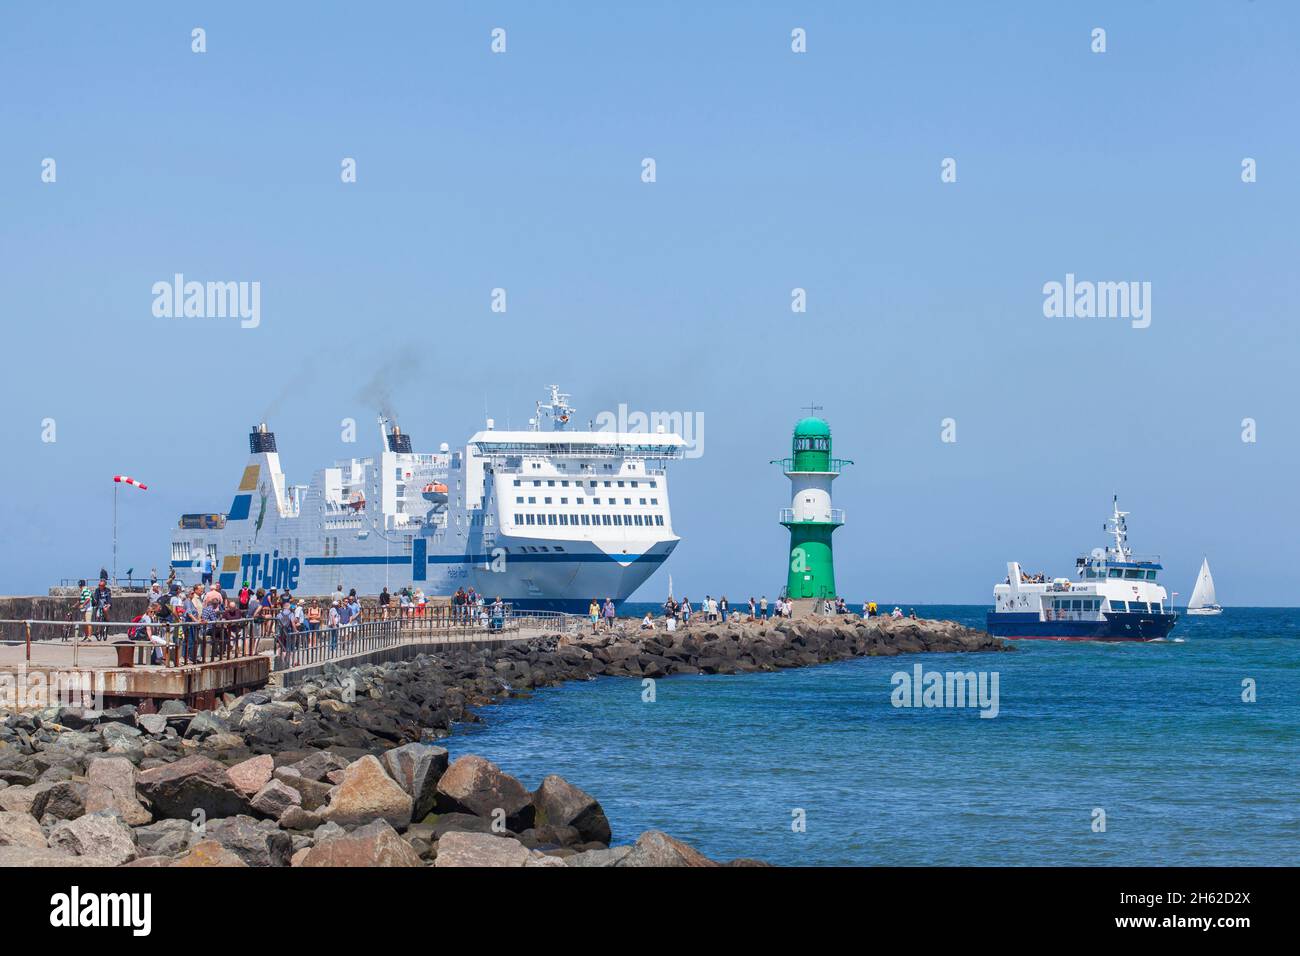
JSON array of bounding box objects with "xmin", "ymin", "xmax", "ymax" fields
[
  {"xmin": 793, "ymin": 417, "xmax": 831, "ymax": 440},
  {"xmin": 791, "ymin": 417, "xmax": 832, "ymax": 471}
]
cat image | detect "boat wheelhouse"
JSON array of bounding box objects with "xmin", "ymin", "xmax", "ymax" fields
[{"xmin": 987, "ymin": 497, "xmax": 1178, "ymax": 641}]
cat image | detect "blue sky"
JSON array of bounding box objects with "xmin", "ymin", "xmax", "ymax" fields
[{"xmin": 1, "ymin": 2, "xmax": 1297, "ymax": 604}]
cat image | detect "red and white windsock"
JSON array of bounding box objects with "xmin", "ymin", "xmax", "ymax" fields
[{"xmin": 112, "ymin": 475, "xmax": 149, "ymax": 491}]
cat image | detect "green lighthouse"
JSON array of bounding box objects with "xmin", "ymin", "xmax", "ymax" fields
[{"xmin": 772, "ymin": 410, "xmax": 853, "ymax": 600}]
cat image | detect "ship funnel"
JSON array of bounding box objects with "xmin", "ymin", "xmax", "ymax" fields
[
  {"xmin": 249, "ymin": 423, "xmax": 277, "ymax": 453},
  {"xmin": 386, "ymin": 424, "xmax": 413, "ymax": 454}
]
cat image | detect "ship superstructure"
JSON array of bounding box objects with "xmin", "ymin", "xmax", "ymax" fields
[
  {"xmin": 170, "ymin": 387, "xmax": 685, "ymax": 611},
  {"xmin": 987, "ymin": 497, "xmax": 1178, "ymax": 641}
]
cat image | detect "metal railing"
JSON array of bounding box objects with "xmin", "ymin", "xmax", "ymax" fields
[
  {"xmin": 0, "ymin": 616, "xmax": 261, "ymax": 668},
  {"xmin": 268, "ymin": 606, "xmax": 579, "ymax": 671},
  {"xmin": 58, "ymin": 576, "xmax": 153, "ymax": 591},
  {"xmin": 778, "ymin": 507, "xmax": 846, "ymax": 524}
]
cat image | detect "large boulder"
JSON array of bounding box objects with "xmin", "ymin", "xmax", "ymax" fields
[
  {"xmin": 380, "ymin": 743, "xmax": 448, "ymax": 821},
  {"xmin": 227, "ymin": 754, "xmax": 275, "ymax": 798},
  {"xmin": 435, "ymin": 755, "xmax": 534, "ymax": 830},
  {"xmin": 250, "ymin": 780, "xmax": 301, "ymax": 819},
  {"xmin": 531, "ymin": 774, "xmax": 611, "ymax": 844},
  {"xmin": 565, "ymin": 845, "xmax": 633, "ymax": 867},
  {"xmin": 136, "ymin": 755, "xmax": 253, "ymax": 820},
  {"xmin": 287, "ymin": 751, "xmax": 349, "ymax": 783},
  {"xmin": 274, "ymin": 769, "xmax": 334, "ymax": 812},
  {"xmin": 201, "ymin": 816, "xmax": 293, "ymax": 867},
  {"xmin": 434, "ymin": 830, "xmax": 530, "ymax": 867},
  {"xmin": 0, "ymin": 810, "xmax": 48, "ymax": 849},
  {"xmin": 0, "ymin": 845, "xmax": 114, "ymax": 867},
  {"xmin": 320, "ymin": 756, "xmax": 412, "ymax": 830},
  {"xmin": 48, "ymin": 811, "xmax": 138, "ymax": 866},
  {"xmin": 616, "ymin": 830, "xmax": 718, "ymax": 867},
  {"xmin": 134, "ymin": 819, "xmax": 194, "ymax": 857},
  {"xmin": 277, "ymin": 805, "xmax": 323, "ymax": 832},
  {"xmin": 299, "ymin": 820, "xmax": 423, "ymax": 867},
  {"xmin": 171, "ymin": 840, "xmax": 248, "ymax": 867},
  {"xmin": 85, "ymin": 757, "xmax": 152, "ymax": 826},
  {"xmin": 30, "ymin": 781, "xmax": 90, "ymax": 822}
]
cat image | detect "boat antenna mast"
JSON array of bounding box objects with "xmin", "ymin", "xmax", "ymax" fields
[
  {"xmin": 1104, "ymin": 494, "xmax": 1131, "ymax": 559},
  {"xmin": 534, "ymin": 385, "xmax": 574, "ymax": 432}
]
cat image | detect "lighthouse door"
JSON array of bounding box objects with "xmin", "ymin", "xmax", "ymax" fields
[{"xmin": 800, "ymin": 574, "xmax": 814, "ymax": 598}]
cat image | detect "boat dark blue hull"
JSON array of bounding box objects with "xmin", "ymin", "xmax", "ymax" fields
[{"xmin": 986, "ymin": 611, "xmax": 1178, "ymax": 641}]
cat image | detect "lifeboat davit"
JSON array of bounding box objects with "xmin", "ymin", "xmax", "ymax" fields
[{"xmin": 348, "ymin": 491, "xmax": 366, "ymax": 512}]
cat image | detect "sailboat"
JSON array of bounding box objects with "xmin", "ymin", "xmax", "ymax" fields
[{"xmin": 1186, "ymin": 558, "xmax": 1223, "ymax": 615}]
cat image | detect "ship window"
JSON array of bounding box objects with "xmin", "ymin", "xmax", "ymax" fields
[
  {"xmin": 561, "ymin": 481, "xmax": 569, "ymax": 487},
  {"xmin": 515, "ymin": 496, "xmax": 523, "ymax": 504},
  {"xmin": 613, "ymin": 515, "xmax": 622, "ymax": 526},
  {"xmin": 1111, "ymin": 600, "xmax": 1127, "ymax": 612},
  {"xmin": 624, "ymin": 498, "xmax": 631, "ymax": 505},
  {"xmin": 577, "ymin": 498, "xmax": 584, "ymax": 505},
  {"xmin": 651, "ymin": 498, "xmax": 658, "ymax": 505},
  {"xmin": 631, "ymin": 481, "xmax": 638, "ymax": 488},
  {"xmin": 1124, "ymin": 569, "xmax": 1142, "ymax": 579},
  {"xmin": 602, "ymin": 515, "xmax": 612, "ymax": 525},
  {"xmin": 1071, "ymin": 600, "xmax": 1082, "ymax": 611},
  {"xmin": 617, "ymin": 481, "xmax": 625, "ymax": 487},
  {"xmin": 527, "ymin": 496, "xmax": 536, "ymax": 504},
  {"xmin": 581, "ymin": 515, "xmax": 590, "ymax": 525},
  {"xmin": 636, "ymin": 515, "xmax": 645, "ymax": 526},
  {"xmin": 560, "ymin": 497, "xmax": 568, "ymax": 504},
  {"xmin": 592, "ymin": 498, "xmax": 600, "ymax": 505},
  {"xmin": 1108, "ymin": 569, "xmax": 1123, "ymax": 578},
  {"xmin": 544, "ymin": 497, "xmax": 552, "ymax": 504},
  {"xmin": 604, "ymin": 481, "xmax": 611, "ymax": 487},
  {"xmin": 547, "ymin": 480, "xmax": 555, "ymax": 487},
  {"xmin": 547, "ymin": 515, "xmax": 557, "ymax": 525},
  {"xmin": 514, "ymin": 514, "xmax": 522, "ymax": 524},
  {"xmin": 513, "ymin": 480, "xmax": 520, "ymax": 487},
  {"xmin": 650, "ymin": 481, "xmax": 657, "ymax": 488},
  {"xmin": 1145, "ymin": 570, "xmax": 1157, "ymax": 580},
  {"xmin": 639, "ymin": 498, "xmax": 647, "ymax": 505},
  {"xmin": 525, "ymin": 515, "xmax": 534, "ymax": 525},
  {"xmin": 559, "ymin": 515, "xmax": 568, "ymax": 525},
  {"xmin": 554, "ymin": 546, "xmax": 564, "ymax": 552},
  {"xmin": 655, "ymin": 515, "xmax": 664, "ymax": 526}
]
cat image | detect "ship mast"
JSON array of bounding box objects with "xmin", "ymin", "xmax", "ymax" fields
[
  {"xmin": 1105, "ymin": 495, "xmax": 1131, "ymax": 559},
  {"xmin": 533, "ymin": 385, "xmax": 575, "ymax": 432}
]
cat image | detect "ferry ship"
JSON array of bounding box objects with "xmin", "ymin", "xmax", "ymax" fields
[
  {"xmin": 987, "ymin": 497, "xmax": 1178, "ymax": 641},
  {"xmin": 169, "ymin": 387, "xmax": 685, "ymax": 612}
]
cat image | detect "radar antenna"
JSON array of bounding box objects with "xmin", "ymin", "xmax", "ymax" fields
[{"xmin": 534, "ymin": 385, "xmax": 575, "ymax": 432}]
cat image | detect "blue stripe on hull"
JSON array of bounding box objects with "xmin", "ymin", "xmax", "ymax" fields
[{"xmin": 986, "ymin": 611, "xmax": 1178, "ymax": 641}]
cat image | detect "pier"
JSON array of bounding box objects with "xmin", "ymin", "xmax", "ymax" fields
[{"xmin": 0, "ymin": 608, "xmax": 571, "ymax": 712}]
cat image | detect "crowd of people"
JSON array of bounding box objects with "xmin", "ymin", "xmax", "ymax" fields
[{"xmin": 604, "ymin": 593, "xmax": 923, "ymax": 632}]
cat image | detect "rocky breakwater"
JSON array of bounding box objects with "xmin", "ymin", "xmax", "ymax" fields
[
  {"xmin": 0, "ymin": 706, "xmax": 756, "ymax": 867},
  {"xmin": 567, "ymin": 613, "xmax": 1009, "ymax": 679},
  {"xmin": 0, "ymin": 615, "xmax": 1003, "ymax": 867}
]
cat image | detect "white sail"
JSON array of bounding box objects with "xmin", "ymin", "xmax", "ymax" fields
[{"xmin": 1188, "ymin": 558, "xmax": 1217, "ymax": 609}]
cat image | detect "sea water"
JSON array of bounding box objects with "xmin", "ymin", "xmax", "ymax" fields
[{"xmin": 446, "ymin": 606, "xmax": 1299, "ymax": 865}]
